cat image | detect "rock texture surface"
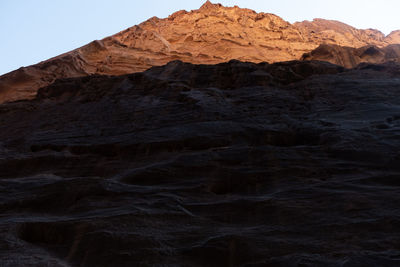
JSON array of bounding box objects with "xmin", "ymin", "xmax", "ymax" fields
[
  {"xmin": 1, "ymin": 60, "xmax": 400, "ymax": 266},
  {"xmin": 294, "ymin": 19, "xmax": 389, "ymax": 48},
  {"xmin": 302, "ymin": 44, "xmax": 400, "ymax": 68},
  {"xmin": 1, "ymin": 1, "xmax": 400, "ymax": 103}
]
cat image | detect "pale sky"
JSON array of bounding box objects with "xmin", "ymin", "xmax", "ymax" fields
[{"xmin": 1, "ymin": 0, "xmax": 399, "ymax": 75}]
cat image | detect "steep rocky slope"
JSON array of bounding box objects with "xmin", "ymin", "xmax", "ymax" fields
[
  {"xmin": 1, "ymin": 1, "xmax": 399, "ymax": 103},
  {"xmin": 1, "ymin": 60, "xmax": 400, "ymax": 266}
]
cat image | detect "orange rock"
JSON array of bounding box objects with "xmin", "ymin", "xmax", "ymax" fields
[{"xmin": 0, "ymin": 1, "xmax": 399, "ymax": 103}]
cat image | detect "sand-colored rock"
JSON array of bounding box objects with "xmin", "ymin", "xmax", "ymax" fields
[
  {"xmin": 294, "ymin": 19, "xmax": 390, "ymax": 48},
  {"xmin": 386, "ymin": 30, "xmax": 400, "ymax": 44},
  {"xmin": 1, "ymin": 1, "xmax": 399, "ymax": 103}
]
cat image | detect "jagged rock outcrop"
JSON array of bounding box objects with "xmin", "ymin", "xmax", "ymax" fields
[
  {"xmin": 1, "ymin": 60, "xmax": 400, "ymax": 266},
  {"xmin": 1, "ymin": 1, "xmax": 399, "ymax": 103}
]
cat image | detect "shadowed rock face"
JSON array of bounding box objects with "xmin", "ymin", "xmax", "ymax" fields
[
  {"xmin": 302, "ymin": 44, "xmax": 400, "ymax": 68},
  {"xmin": 1, "ymin": 60, "xmax": 400, "ymax": 266},
  {"xmin": 1, "ymin": 1, "xmax": 400, "ymax": 103}
]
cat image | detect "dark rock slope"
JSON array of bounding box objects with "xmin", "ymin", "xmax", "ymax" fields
[{"xmin": 1, "ymin": 60, "xmax": 400, "ymax": 266}]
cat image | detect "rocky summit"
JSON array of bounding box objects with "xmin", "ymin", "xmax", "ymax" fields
[
  {"xmin": 1, "ymin": 1, "xmax": 400, "ymax": 267},
  {"xmin": 0, "ymin": 1, "xmax": 399, "ymax": 103}
]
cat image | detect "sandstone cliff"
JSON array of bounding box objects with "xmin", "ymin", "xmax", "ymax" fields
[
  {"xmin": 1, "ymin": 1, "xmax": 399, "ymax": 103},
  {"xmin": 1, "ymin": 60, "xmax": 400, "ymax": 266}
]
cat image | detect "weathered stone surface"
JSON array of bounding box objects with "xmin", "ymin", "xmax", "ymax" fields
[
  {"xmin": 1, "ymin": 2, "xmax": 399, "ymax": 103},
  {"xmin": 302, "ymin": 44, "xmax": 400, "ymax": 68},
  {"xmin": 1, "ymin": 60, "xmax": 400, "ymax": 266},
  {"xmin": 385, "ymin": 30, "xmax": 400, "ymax": 44},
  {"xmin": 294, "ymin": 19, "xmax": 390, "ymax": 48}
]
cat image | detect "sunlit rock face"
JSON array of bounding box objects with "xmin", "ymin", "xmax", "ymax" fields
[
  {"xmin": 385, "ymin": 30, "xmax": 400, "ymax": 44},
  {"xmin": 1, "ymin": 1, "xmax": 400, "ymax": 103},
  {"xmin": 1, "ymin": 60, "xmax": 400, "ymax": 266}
]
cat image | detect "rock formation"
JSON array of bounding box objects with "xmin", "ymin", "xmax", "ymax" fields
[
  {"xmin": 1, "ymin": 1, "xmax": 399, "ymax": 103},
  {"xmin": 294, "ymin": 19, "xmax": 388, "ymax": 48},
  {"xmin": 2, "ymin": 2, "xmax": 400, "ymax": 266},
  {"xmin": 386, "ymin": 30, "xmax": 400, "ymax": 44},
  {"xmin": 1, "ymin": 60, "xmax": 400, "ymax": 266},
  {"xmin": 302, "ymin": 44, "xmax": 400, "ymax": 68}
]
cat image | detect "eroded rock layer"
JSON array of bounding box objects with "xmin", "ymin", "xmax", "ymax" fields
[
  {"xmin": 1, "ymin": 60, "xmax": 400, "ymax": 266},
  {"xmin": 1, "ymin": 1, "xmax": 400, "ymax": 103},
  {"xmin": 302, "ymin": 44, "xmax": 400, "ymax": 68}
]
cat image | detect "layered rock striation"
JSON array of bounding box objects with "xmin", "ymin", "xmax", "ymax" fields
[
  {"xmin": 1, "ymin": 1, "xmax": 400, "ymax": 103},
  {"xmin": 1, "ymin": 60, "xmax": 400, "ymax": 266}
]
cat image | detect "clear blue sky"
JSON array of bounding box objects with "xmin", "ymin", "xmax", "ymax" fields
[{"xmin": 1, "ymin": 0, "xmax": 399, "ymax": 75}]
